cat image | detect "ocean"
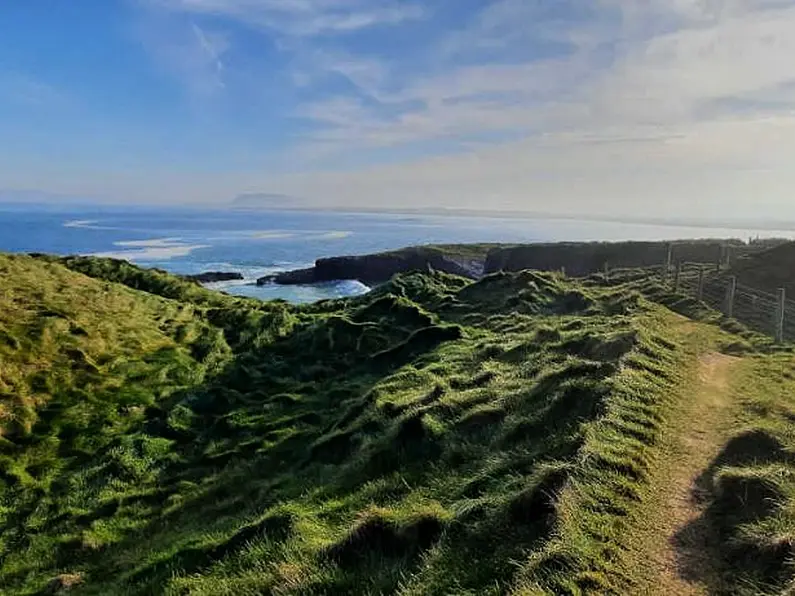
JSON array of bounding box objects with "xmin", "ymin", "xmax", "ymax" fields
[{"xmin": 1, "ymin": 203, "xmax": 793, "ymax": 303}]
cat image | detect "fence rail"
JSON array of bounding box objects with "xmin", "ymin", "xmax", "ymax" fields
[{"xmin": 661, "ymin": 261, "xmax": 790, "ymax": 343}]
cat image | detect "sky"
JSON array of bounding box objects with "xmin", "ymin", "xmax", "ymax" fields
[{"xmin": 2, "ymin": 0, "xmax": 795, "ymax": 220}]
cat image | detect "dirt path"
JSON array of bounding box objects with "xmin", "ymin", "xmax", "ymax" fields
[{"xmin": 636, "ymin": 351, "xmax": 740, "ymax": 595}]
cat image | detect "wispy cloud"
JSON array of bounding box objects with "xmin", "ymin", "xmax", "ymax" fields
[
  {"xmin": 134, "ymin": 8, "xmax": 230, "ymax": 96},
  {"xmin": 24, "ymin": 0, "xmax": 795, "ymax": 218},
  {"xmin": 285, "ymin": 0, "xmax": 795, "ymax": 153},
  {"xmin": 191, "ymin": 22, "xmax": 227, "ymax": 81},
  {"xmin": 251, "ymin": 0, "xmax": 795, "ymax": 218},
  {"xmin": 133, "ymin": 0, "xmax": 422, "ymax": 100},
  {"xmin": 0, "ymin": 73, "xmax": 70, "ymax": 108},
  {"xmin": 142, "ymin": 0, "xmax": 426, "ymax": 36},
  {"xmin": 286, "ymin": 1, "xmax": 606, "ymax": 155}
]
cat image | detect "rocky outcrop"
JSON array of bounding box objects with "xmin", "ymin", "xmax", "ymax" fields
[
  {"xmin": 257, "ymin": 248, "xmax": 478, "ymax": 286},
  {"xmin": 185, "ymin": 271, "xmax": 244, "ymax": 284},
  {"xmin": 257, "ymin": 267, "xmax": 316, "ymax": 285},
  {"xmin": 255, "ymin": 239, "xmax": 778, "ymax": 288}
]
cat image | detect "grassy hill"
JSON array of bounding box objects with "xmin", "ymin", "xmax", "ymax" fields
[
  {"xmin": 1, "ymin": 253, "xmax": 795, "ymax": 594},
  {"xmin": 726, "ymin": 241, "xmax": 795, "ymax": 296}
]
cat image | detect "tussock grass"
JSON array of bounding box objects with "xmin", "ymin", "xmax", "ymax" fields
[
  {"xmin": 677, "ymin": 353, "xmax": 795, "ymax": 595},
  {"xmin": 0, "ymin": 254, "xmax": 779, "ymax": 595}
]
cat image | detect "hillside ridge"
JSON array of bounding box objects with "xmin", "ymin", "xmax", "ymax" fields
[
  {"xmin": 1, "ymin": 253, "xmax": 795, "ymax": 594},
  {"xmin": 257, "ymin": 239, "xmax": 789, "ymax": 287}
]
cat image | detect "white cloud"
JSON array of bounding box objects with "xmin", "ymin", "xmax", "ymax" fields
[
  {"xmin": 12, "ymin": 0, "xmax": 795, "ymax": 220},
  {"xmin": 250, "ymin": 0, "xmax": 795, "ymax": 219},
  {"xmin": 264, "ymin": 113, "xmax": 795, "ymax": 220},
  {"xmin": 132, "ymin": 0, "xmax": 422, "ymax": 102},
  {"xmin": 136, "ymin": 16, "xmax": 230, "ymax": 95},
  {"xmin": 292, "ymin": 0, "xmax": 795, "ymax": 146},
  {"xmin": 597, "ymin": 4, "xmax": 795, "ymax": 123},
  {"xmin": 143, "ymin": 0, "xmax": 425, "ymax": 35},
  {"xmin": 191, "ymin": 22, "xmax": 227, "ymax": 80},
  {"xmin": 286, "ymin": 48, "xmax": 388, "ymax": 97}
]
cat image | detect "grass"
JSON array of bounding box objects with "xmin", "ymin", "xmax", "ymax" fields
[
  {"xmin": 725, "ymin": 241, "xmax": 795, "ymax": 297},
  {"xmin": 1, "ymin": 252, "xmax": 794, "ymax": 594},
  {"xmin": 675, "ymin": 352, "xmax": 795, "ymax": 595},
  {"xmin": 588, "ymin": 267, "xmax": 795, "ymax": 594}
]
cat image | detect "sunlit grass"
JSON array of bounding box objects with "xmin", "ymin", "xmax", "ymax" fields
[{"xmin": 1, "ymin": 252, "xmax": 792, "ymax": 594}]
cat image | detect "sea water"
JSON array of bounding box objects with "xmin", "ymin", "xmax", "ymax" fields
[{"xmin": 1, "ymin": 203, "xmax": 792, "ymax": 303}]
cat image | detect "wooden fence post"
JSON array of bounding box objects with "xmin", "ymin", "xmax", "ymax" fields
[
  {"xmin": 665, "ymin": 244, "xmax": 673, "ymax": 281},
  {"xmin": 776, "ymin": 288, "xmax": 786, "ymax": 344},
  {"xmin": 725, "ymin": 276, "xmax": 737, "ymax": 318},
  {"xmin": 697, "ymin": 266, "xmax": 705, "ymax": 301},
  {"xmin": 674, "ymin": 261, "xmax": 682, "ymax": 293}
]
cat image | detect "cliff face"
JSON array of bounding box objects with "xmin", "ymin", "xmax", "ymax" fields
[
  {"xmin": 258, "ymin": 267, "xmax": 316, "ymax": 285},
  {"xmin": 257, "ymin": 240, "xmax": 783, "ymax": 288},
  {"xmin": 313, "ymin": 251, "xmax": 475, "ymax": 283},
  {"xmin": 258, "ymin": 247, "xmax": 479, "ymax": 285},
  {"xmin": 185, "ymin": 271, "xmax": 244, "ymax": 284}
]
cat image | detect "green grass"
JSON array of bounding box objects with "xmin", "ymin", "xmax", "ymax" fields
[
  {"xmin": 594, "ymin": 266, "xmax": 795, "ymax": 594},
  {"xmin": 1, "ymin": 252, "xmax": 793, "ymax": 594},
  {"xmin": 678, "ymin": 353, "xmax": 795, "ymax": 595}
]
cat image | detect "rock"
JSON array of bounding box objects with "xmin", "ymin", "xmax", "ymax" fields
[
  {"xmin": 258, "ymin": 248, "xmax": 479, "ymax": 286},
  {"xmin": 257, "ymin": 267, "xmax": 316, "ymax": 285},
  {"xmin": 255, "ymin": 240, "xmax": 775, "ymax": 288},
  {"xmin": 185, "ymin": 271, "xmax": 244, "ymax": 284}
]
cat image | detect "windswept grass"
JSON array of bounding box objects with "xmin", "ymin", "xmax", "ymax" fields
[
  {"xmin": 0, "ymin": 253, "xmax": 789, "ymax": 595},
  {"xmin": 673, "ymin": 353, "xmax": 795, "ymax": 595}
]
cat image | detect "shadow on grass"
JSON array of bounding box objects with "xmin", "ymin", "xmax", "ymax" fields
[
  {"xmin": 672, "ymin": 429, "xmax": 795, "ymax": 594},
  {"xmin": 29, "ymin": 309, "xmax": 462, "ymax": 594},
  {"xmin": 6, "ymin": 262, "xmax": 648, "ymax": 595}
]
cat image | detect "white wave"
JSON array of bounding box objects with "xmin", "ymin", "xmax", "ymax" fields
[
  {"xmin": 114, "ymin": 237, "xmax": 184, "ymax": 248},
  {"xmin": 91, "ymin": 238, "xmax": 210, "ymax": 261},
  {"xmin": 203, "ymin": 262, "xmax": 315, "ymax": 291},
  {"xmin": 63, "ymin": 219, "xmax": 98, "ymax": 228},
  {"xmin": 330, "ymin": 280, "xmax": 371, "ymax": 295},
  {"xmin": 248, "ymin": 231, "xmax": 296, "ymax": 240},
  {"xmin": 203, "ymin": 268, "xmax": 274, "ymax": 289},
  {"xmin": 318, "ymin": 231, "xmax": 352, "ymax": 240},
  {"xmin": 224, "ymin": 278, "xmax": 371, "ymax": 303},
  {"xmin": 203, "ymin": 278, "xmax": 256, "ymax": 290},
  {"xmin": 243, "ymin": 230, "xmax": 352, "ymax": 241},
  {"xmin": 63, "ymin": 219, "xmax": 121, "ymax": 231}
]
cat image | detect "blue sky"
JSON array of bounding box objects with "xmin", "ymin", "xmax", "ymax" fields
[{"xmin": 2, "ymin": 0, "xmax": 795, "ymax": 219}]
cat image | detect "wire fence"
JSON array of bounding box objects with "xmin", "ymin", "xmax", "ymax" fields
[{"xmin": 664, "ymin": 262, "xmax": 793, "ymax": 342}]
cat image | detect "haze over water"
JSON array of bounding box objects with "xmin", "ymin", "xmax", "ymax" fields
[{"xmin": 2, "ymin": 203, "xmax": 792, "ymax": 303}]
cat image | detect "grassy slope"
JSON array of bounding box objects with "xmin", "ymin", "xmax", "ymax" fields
[
  {"xmin": 0, "ymin": 255, "xmax": 233, "ymax": 588},
  {"xmin": 726, "ymin": 241, "xmax": 795, "ymax": 296},
  {"xmin": 626, "ymin": 345, "xmax": 795, "ymax": 596},
  {"xmin": 690, "ymin": 353, "xmax": 795, "ymax": 595},
  {"xmin": 0, "ymin": 253, "xmax": 793, "ymax": 595},
  {"xmin": 591, "ymin": 268, "xmax": 795, "ymax": 594}
]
